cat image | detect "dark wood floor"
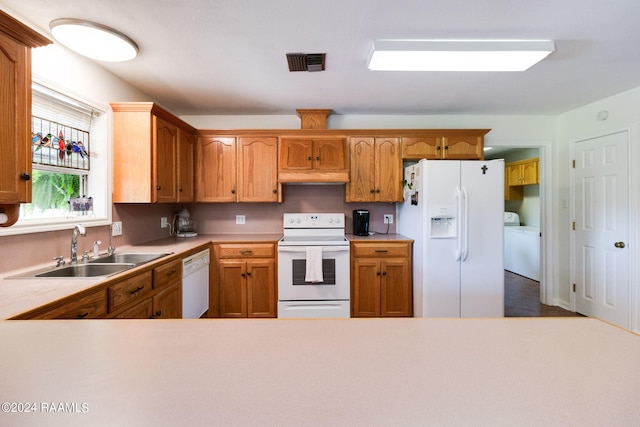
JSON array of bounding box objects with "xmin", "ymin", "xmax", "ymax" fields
[{"xmin": 504, "ymin": 270, "xmax": 581, "ymax": 317}]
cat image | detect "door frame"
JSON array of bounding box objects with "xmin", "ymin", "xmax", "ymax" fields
[
  {"xmin": 485, "ymin": 141, "xmax": 552, "ymax": 306},
  {"xmin": 569, "ymin": 126, "xmax": 638, "ymax": 332}
]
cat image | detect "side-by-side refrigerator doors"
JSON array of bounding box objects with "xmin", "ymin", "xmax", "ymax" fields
[{"xmin": 460, "ymin": 160, "xmax": 504, "ymax": 317}]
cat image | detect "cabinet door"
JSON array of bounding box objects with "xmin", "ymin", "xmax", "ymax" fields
[
  {"xmin": 380, "ymin": 259, "xmax": 412, "ymax": 317},
  {"xmin": 507, "ymin": 164, "xmax": 523, "ymax": 186},
  {"xmin": 196, "ymin": 136, "xmax": 237, "ymax": 202},
  {"xmin": 219, "ymin": 260, "xmax": 247, "ymax": 317},
  {"xmin": 247, "ymin": 259, "xmax": 276, "ymax": 317},
  {"xmin": 30, "ymin": 289, "xmax": 108, "ymax": 320},
  {"xmin": 313, "ymin": 138, "xmax": 347, "ymax": 170},
  {"xmin": 0, "ymin": 31, "xmax": 30, "ymax": 204},
  {"xmin": 401, "ymin": 136, "xmax": 443, "ymax": 160},
  {"xmin": 352, "ymin": 259, "xmax": 381, "ymax": 317},
  {"xmin": 443, "ymin": 134, "xmax": 483, "ymax": 160},
  {"xmin": 177, "ymin": 129, "xmax": 196, "ymax": 202},
  {"xmin": 153, "ymin": 282, "xmax": 181, "ymax": 319},
  {"xmin": 279, "ymin": 138, "xmax": 313, "ymax": 170},
  {"xmin": 154, "ymin": 116, "xmax": 178, "ymax": 202},
  {"xmin": 238, "ymin": 137, "xmax": 279, "ymax": 202},
  {"xmin": 112, "ymin": 298, "xmax": 154, "ymax": 319},
  {"xmin": 375, "ymin": 137, "xmax": 403, "ymax": 202},
  {"xmin": 345, "ymin": 137, "xmax": 376, "ymax": 202},
  {"xmin": 522, "ymin": 160, "xmax": 539, "ymax": 185}
]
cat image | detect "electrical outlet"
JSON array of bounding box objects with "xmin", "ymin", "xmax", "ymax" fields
[
  {"xmin": 384, "ymin": 214, "xmax": 393, "ymax": 224},
  {"xmin": 111, "ymin": 221, "xmax": 123, "ymax": 236},
  {"xmin": 236, "ymin": 215, "xmax": 246, "ymax": 225},
  {"xmin": 160, "ymin": 217, "xmax": 168, "ymax": 228}
]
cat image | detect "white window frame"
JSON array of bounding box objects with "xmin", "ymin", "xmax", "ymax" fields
[{"xmin": 0, "ymin": 79, "xmax": 112, "ymax": 236}]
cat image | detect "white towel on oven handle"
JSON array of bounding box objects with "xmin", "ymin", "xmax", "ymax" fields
[{"xmin": 305, "ymin": 246, "xmax": 324, "ymax": 283}]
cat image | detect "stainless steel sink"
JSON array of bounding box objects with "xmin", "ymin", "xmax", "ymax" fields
[
  {"xmin": 35, "ymin": 263, "xmax": 135, "ymax": 278},
  {"xmin": 8, "ymin": 262, "xmax": 135, "ymax": 279},
  {"xmin": 88, "ymin": 252, "xmax": 171, "ymax": 265}
]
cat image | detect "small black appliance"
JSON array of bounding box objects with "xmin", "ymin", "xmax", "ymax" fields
[{"xmin": 353, "ymin": 209, "xmax": 370, "ymax": 236}]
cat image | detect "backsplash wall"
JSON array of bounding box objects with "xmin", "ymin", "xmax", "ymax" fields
[{"xmin": 0, "ymin": 187, "xmax": 396, "ymax": 274}]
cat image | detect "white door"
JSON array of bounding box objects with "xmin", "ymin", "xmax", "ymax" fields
[{"xmin": 573, "ymin": 131, "xmax": 629, "ymax": 328}]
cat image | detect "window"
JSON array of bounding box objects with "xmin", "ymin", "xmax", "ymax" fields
[{"xmin": 0, "ymin": 82, "xmax": 110, "ymax": 235}]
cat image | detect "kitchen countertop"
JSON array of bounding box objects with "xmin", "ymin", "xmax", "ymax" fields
[
  {"xmin": 347, "ymin": 232, "xmax": 413, "ymax": 242},
  {"xmin": 0, "ymin": 317, "xmax": 637, "ymax": 426},
  {"xmin": 0, "ymin": 233, "xmax": 282, "ymax": 320}
]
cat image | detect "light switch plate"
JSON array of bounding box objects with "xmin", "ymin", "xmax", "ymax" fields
[
  {"xmin": 160, "ymin": 217, "xmax": 168, "ymax": 228},
  {"xmin": 236, "ymin": 215, "xmax": 246, "ymax": 225},
  {"xmin": 112, "ymin": 221, "xmax": 123, "ymax": 236}
]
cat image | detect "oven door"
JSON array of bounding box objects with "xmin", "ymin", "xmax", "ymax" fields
[{"xmin": 277, "ymin": 245, "xmax": 350, "ymax": 301}]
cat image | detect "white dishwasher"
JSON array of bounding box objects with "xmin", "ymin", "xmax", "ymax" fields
[{"xmin": 182, "ymin": 248, "xmax": 210, "ymax": 318}]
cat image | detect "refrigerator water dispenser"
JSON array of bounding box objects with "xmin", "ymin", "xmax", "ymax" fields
[{"xmin": 429, "ymin": 205, "xmax": 457, "ymax": 238}]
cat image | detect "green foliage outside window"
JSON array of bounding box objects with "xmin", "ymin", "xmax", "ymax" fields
[{"xmin": 23, "ymin": 170, "xmax": 80, "ymax": 215}]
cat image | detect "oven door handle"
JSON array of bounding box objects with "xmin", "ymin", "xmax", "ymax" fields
[{"xmin": 277, "ymin": 246, "xmax": 350, "ymax": 253}]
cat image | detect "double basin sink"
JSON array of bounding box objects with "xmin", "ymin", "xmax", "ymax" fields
[{"xmin": 12, "ymin": 253, "xmax": 172, "ymax": 279}]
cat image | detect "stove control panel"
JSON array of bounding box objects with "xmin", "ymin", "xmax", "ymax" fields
[{"xmin": 284, "ymin": 213, "xmax": 345, "ymax": 229}]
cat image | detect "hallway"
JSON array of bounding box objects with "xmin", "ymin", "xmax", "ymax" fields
[{"xmin": 504, "ymin": 271, "xmax": 581, "ymax": 317}]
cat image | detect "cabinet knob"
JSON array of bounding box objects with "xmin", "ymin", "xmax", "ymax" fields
[
  {"xmin": 241, "ymin": 272, "xmax": 246, "ymax": 277},
  {"xmin": 155, "ymin": 310, "xmax": 162, "ymax": 317},
  {"xmin": 246, "ymin": 272, "xmax": 252, "ymax": 277},
  {"xmin": 316, "ymin": 156, "xmax": 320, "ymax": 161},
  {"xmin": 231, "ymin": 189, "xmax": 236, "ymax": 194},
  {"xmin": 156, "ymin": 185, "xmax": 161, "ymax": 190},
  {"xmin": 273, "ymin": 189, "xmax": 278, "ymax": 194},
  {"xmin": 20, "ymin": 173, "xmax": 31, "ymax": 181},
  {"xmin": 444, "ymin": 146, "xmax": 449, "ymax": 150},
  {"xmin": 307, "ymin": 156, "xmax": 312, "ymax": 161},
  {"xmin": 179, "ymin": 187, "xmax": 183, "ymax": 192},
  {"xmin": 370, "ymin": 189, "xmax": 375, "ymax": 193},
  {"xmin": 377, "ymin": 271, "xmax": 381, "ymax": 276}
]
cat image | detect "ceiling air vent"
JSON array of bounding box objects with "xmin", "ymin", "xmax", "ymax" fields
[{"xmin": 286, "ymin": 53, "xmax": 326, "ymax": 72}]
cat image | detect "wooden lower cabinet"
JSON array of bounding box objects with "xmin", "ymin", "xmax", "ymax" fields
[
  {"xmin": 26, "ymin": 288, "xmax": 108, "ymax": 320},
  {"xmin": 215, "ymin": 243, "xmax": 276, "ymax": 318},
  {"xmin": 351, "ymin": 241, "xmax": 412, "ymax": 317}
]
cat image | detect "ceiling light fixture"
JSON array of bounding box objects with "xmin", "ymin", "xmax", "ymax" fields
[
  {"xmin": 50, "ymin": 18, "xmax": 138, "ymax": 62},
  {"xmin": 368, "ymin": 39, "xmax": 555, "ymax": 72}
]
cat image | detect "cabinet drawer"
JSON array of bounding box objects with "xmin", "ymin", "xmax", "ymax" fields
[
  {"xmin": 32, "ymin": 289, "xmax": 108, "ymax": 320},
  {"xmin": 111, "ymin": 298, "xmax": 153, "ymax": 319},
  {"xmin": 153, "ymin": 259, "xmax": 181, "ymax": 289},
  {"xmin": 352, "ymin": 242, "xmax": 411, "ymax": 258},
  {"xmin": 217, "ymin": 243, "xmax": 275, "ymax": 258},
  {"xmin": 109, "ymin": 271, "xmax": 153, "ymax": 310}
]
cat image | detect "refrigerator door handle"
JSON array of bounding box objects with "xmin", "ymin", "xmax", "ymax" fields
[
  {"xmin": 462, "ymin": 186, "xmax": 469, "ymax": 261},
  {"xmin": 455, "ymin": 186, "xmax": 462, "ymax": 261}
]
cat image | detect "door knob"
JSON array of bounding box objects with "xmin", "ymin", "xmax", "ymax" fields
[{"xmin": 614, "ymin": 241, "xmax": 625, "ymax": 248}]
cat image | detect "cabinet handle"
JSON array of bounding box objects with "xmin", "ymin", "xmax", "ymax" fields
[
  {"xmin": 307, "ymin": 156, "xmax": 312, "ymax": 161},
  {"xmin": 231, "ymin": 189, "xmax": 236, "ymax": 194},
  {"xmin": 179, "ymin": 187, "xmax": 183, "ymax": 192},
  {"xmin": 376, "ymin": 189, "xmax": 380, "ymax": 193},
  {"xmin": 444, "ymin": 146, "xmax": 449, "ymax": 150},
  {"xmin": 437, "ymin": 146, "xmax": 441, "ymax": 151},
  {"xmin": 246, "ymin": 272, "xmax": 252, "ymax": 277},
  {"xmin": 241, "ymin": 272, "xmax": 246, "ymax": 277},
  {"xmin": 273, "ymin": 189, "xmax": 278, "ymax": 194},
  {"xmin": 316, "ymin": 156, "xmax": 320, "ymax": 161},
  {"xmin": 76, "ymin": 312, "xmax": 89, "ymax": 319},
  {"xmin": 165, "ymin": 269, "xmax": 178, "ymax": 277},
  {"xmin": 155, "ymin": 310, "xmax": 162, "ymax": 317},
  {"xmin": 382, "ymin": 271, "xmax": 387, "ymax": 276},
  {"xmin": 377, "ymin": 271, "xmax": 381, "ymax": 276},
  {"xmin": 129, "ymin": 285, "xmax": 145, "ymax": 295},
  {"xmin": 370, "ymin": 189, "xmax": 375, "ymax": 193},
  {"xmin": 375, "ymin": 249, "xmax": 388, "ymax": 253},
  {"xmin": 156, "ymin": 185, "xmax": 161, "ymax": 190},
  {"xmin": 20, "ymin": 173, "xmax": 31, "ymax": 181},
  {"xmin": 239, "ymin": 250, "xmax": 253, "ymax": 255}
]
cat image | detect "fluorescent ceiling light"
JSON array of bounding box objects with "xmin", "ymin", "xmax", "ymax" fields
[
  {"xmin": 368, "ymin": 39, "xmax": 555, "ymax": 72},
  {"xmin": 50, "ymin": 18, "xmax": 138, "ymax": 62}
]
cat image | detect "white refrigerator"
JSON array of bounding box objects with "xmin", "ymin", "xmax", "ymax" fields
[{"xmin": 397, "ymin": 159, "xmax": 504, "ymax": 317}]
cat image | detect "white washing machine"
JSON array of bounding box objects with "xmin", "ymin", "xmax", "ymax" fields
[{"xmin": 504, "ymin": 212, "xmax": 540, "ymax": 281}]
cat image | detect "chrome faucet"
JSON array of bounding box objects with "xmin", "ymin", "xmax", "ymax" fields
[
  {"xmin": 108, "ymin": 223, "xmax": 116, "ymax": 255},
  {"xmin": 71, "ymin": 224, "xmax": 86, "ymax": 264}
]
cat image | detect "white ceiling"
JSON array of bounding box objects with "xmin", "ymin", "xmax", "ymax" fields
[{"xmin": 3, "ymin": 0, "xmax": 640, "ymax": 117}]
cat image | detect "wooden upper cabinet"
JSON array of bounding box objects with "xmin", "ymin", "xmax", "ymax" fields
[
  {"xmin": 278, "ymin": 137, "xmax": 348, "ymax": 182},
  {"xmin": 154, "ymin": 116, "xmax": 178, "ymax": 203},
  {"xmin": 196, "ymin": 136, "xmax": 237, "ymax": 202},
  {"xmin": 177, "ymin": 129, "xmax": 196, "ymax": 202},
  {"xmin": 237, "ymin": 137, "xmax": 280, "ymax": 202},
  {"xmin": 346, "ymin": 137, "xmax": 402, "ymax": 202},
  {"xmin": 507, "ymin": 158, "xmax": 539, "ymax": 186},
  {"xmin": 197, "ymin": 135, "xmax": 280, "ymax": 203},
  {"xmin": 0, "ymin": 12, "xmax": 51, "ymax": 226},
  {"xmin": 111, "ymin": 102, "xmax": 196, "ymax": 203},
  {"xmin": 401, "ymin": 130, "xmax": 488, "ymax": 160}
]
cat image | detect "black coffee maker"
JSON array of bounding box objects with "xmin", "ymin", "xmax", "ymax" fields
[{"xmin": 353, "ymin": 209, "xmax": 370, "ymax": 236}]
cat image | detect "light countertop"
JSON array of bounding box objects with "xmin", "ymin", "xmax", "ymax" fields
[
  {"xmin": 0, "ymin": 317, "xmax": 638, "ymax": 426},
  {"xmin": 0, "ymin": 234, "xmax": 281, "ymax": 320},
  {"xmin": 347, "ymin": 233, "xmax": 413, "ymax": 242}
]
